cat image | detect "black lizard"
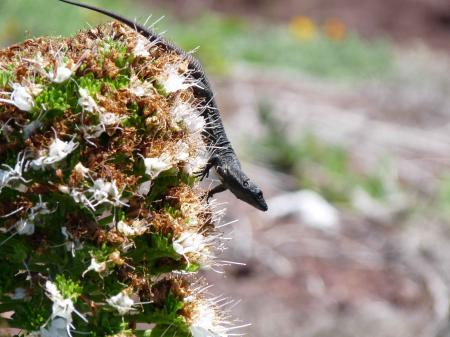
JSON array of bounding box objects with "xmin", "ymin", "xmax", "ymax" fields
[{"xmin": 57, "ymin": 0, "xmax": 268, "ymax": 211}]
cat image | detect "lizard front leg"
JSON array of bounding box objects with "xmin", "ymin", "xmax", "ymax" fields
[
  {"xmin": 195, "ymin": 155, "xmax": 220, "ymax": 181},
  {"xmin": 207, "ymin": 184, "xmax": 227, "ymax": 202}
]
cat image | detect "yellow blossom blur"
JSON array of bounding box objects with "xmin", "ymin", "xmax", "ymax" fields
[
  {"xmin": 289, "ymin": 16, "xmax": 317, "ymax": 41},
  {"xmin": 323, "ymin": 18, "xmax": 347, "ymax": 41}
]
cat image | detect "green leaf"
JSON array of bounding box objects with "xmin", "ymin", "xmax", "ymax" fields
[
  {"xmin": 137, "ymin": 293, "xmax": 189, "ymax": 334},
  {"xmin": 0, "ymin": 69, "xmax": 14, "ymax": 88},
  {"xmin": 149, "ymin": 324, "xmax": 190, "ymax": 337},
  {"xmin": 55, "ymin": 274, "xmax": 83, "ymax": 300}
]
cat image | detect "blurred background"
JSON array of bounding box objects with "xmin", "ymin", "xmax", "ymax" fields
[{"xmin": 2, "ymin": 0, "xmax": 450, "ymax": 336}]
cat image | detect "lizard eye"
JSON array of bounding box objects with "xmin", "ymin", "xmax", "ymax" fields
[{"xmin": 243, "ymin": 180, "xmax": 249, "ymax": 188}]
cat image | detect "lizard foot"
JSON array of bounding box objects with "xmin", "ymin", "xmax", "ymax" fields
[
  {"xmin": 194, "ymin": 167, "xmax": 209, "ymax": 181},
  {"xmin": 199, "ymin": 190, "xmax": 212, "ymax": 204},
  {"xmin": 206, "ymin": 191, "xmax": 213, "ymax": 203},
  {"xmin": 194, "ymin": 156, "xmax": 219, "ymax": 181}
]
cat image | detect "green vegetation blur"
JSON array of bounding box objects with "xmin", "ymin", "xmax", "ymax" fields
[
  {"xmin": 0, "ymin": 0, "xmax": 392, "ymax": 80},
  {"xmin": 253, "ymin": 102, "xmax": 393, "ymax": 206}
]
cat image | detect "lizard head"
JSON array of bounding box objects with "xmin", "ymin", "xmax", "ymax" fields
[{"xmin": 216, "ymin": 164, "xmax": 268, "ymax": 212}]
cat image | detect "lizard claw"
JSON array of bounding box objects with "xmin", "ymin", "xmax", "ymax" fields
[
  {"xmin": 204, "ymin": 184, "xmax": 226, "ymax": 204},
  {"xmin": 194, "ymin": 167, "xmax": 209, "ymax": 181},
  {"xmin": 201, "ymin": 190, "xmax": 212, "ymax": 204},
  {"xmin": 194, "ymin": 156, "xmax": 218, "ymax": 181}
]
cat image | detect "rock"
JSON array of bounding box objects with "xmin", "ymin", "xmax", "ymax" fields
[{"xmin": 267, "ymin": 190, "xmax": 340, "ymax": 231}]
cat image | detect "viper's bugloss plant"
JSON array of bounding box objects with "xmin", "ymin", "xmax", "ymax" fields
[{"xmin": 0, "ymin": 22, "xmax": 243, "ymax": 337}]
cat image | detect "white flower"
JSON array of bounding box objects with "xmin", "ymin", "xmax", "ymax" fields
[
  {"xmin": 61, "ymin": 227, "xmax": 70, "ymax": 241},
  {"xmin": 80, "ymin": 111, "xmax": 123, "ymax": 140},
  {"xmin": 137, "ymin": 180, "xmax": 152, "ymax": 196},
  {"xmin": 133, "ymin": 36, "xmax": 152, "ymax": 58},
  {"xmin": 58, "ymin": 185, "xmax": 70, "ymax": 194},
  {"xmin": 0, "ymin": 83, "xmax": 35, "ymax": 111},
  {"xmin": 129, "ymin": 76, "xmax": 154, "ymax": 97},
  {"xmin": 62, "ymin": 181, "xmax": 126, "ymax": 211},
  {"xmin": 87, "ymin": 178, "xmax": 127, "ymax": 208},
  {"xmin": 23, "ymin": 110, "xmax": 46, "ymax": 140},
  {"xmin": 49, "ymin": 297, "xmax": 75, "ymax": 324},
  {"xmin": 45, "ymin": 280, "xmax": 66, "ymax": 305},
  {"xmin": 47, "ymin": 59, "xmax": 77, "ymax": 83},
  {"xmin": 89, "ymin": 178, "xmax": 117, "ymax": 203},
  {"xmin": 158, "ymin": 64, "xmax": 197, "ymax": 94},
  {"xmin": 15, "ymin": 196, "xmax": 54, "ymax": 236},
  {"xmin": 0, "ymin": 169, "xmax": 13, "ymax": 190},
  {"xmin": 31, "ymin": 136, "xmax": 78, "ymax": 169},
  {"xmin": 100, "ymin": 112, "xmax": 123, "ymax": 127},
  {"xmin": 189, "ymin": 300, "xmax": 228, "ymax": 337},
  {"xmin": 173, "ymin": 231, "xmax": 218, "ymax": 269},
  {"xmin": 79, "ymin": 125, "xmax": 101, "ymax": 141},
  {"xmin": 61, "ymin": 227, "xmax": 83, "ymax": 258},
  {"xmin": 170, "ymin": 100, "xmax": 205, "ymax": 134},
  {"xmin": 47, "ymin": 137, "xmax": 78, "ymax": 161},
  {"xmin": 190, "ymin": 308, "xmax": 223, "ymax": 337},
  {"xmin": 15, "ymin": 219, "xmax": 35, "ymax": 235},
  {"xmin": 171, "ymin": 101, "xmax": 193, "ymax": 123},
  {"xmin": 82, "ymin": 257, "xmax": 107, "ymax": 277},
  {"xmin": 38, "ymin": 317, "xmax": 71, "ymax": 337},
  {"xmin": 184, "ymin": 151, "xmax": 208, "ymax": 176},
  {"xmin": 23, "ymin": 52, "xmax": 48, "ymax": 73},
  {"xmin": 142, "ymin": 155, "xmax": 172, "ymax": 179},
  {"xmin": 106, "ymin": 291, "xmax": 136, "ymax": 315},
  {"xmin": 59, "ymin": 185, "xmax": 96, "ymax": 211},
  {"xmin": 44, "ymin": 281, "xmax": 86, "ymax": 336},
  {"xmin": 117, "ymin": 219, "xmax": 148, "ymax": 237},
  {"xmin": 185, "ymin": 114, "xmax": 205, "ymax": 134},
  {"xmin": 186, "ymin": 294, "xmax": 250, "ymax": 337},
  {"xmin": 73, "ymin": 162, "xmax": 89, "ymax": 179},
  {"xmin": 0, "ymin": 152, "xmax": 30, "ymax": 193},
  {"xmin": 173, "ymin": 231, "xmax": 207, "ymax": 256},
  {"xmin": 69, "ymin": 189, "xmax": 94, "ymax": 210},
  {"xmin": 28, "ymin": 197, "xmax": 53, "ymax": 220},
  {"xmin": 78, "ymin": 88, "xmax": 98, "ymax": 113},
  {"xmin": 173, "ymin": 140, "xmax": 190, "ymax": 162}
]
